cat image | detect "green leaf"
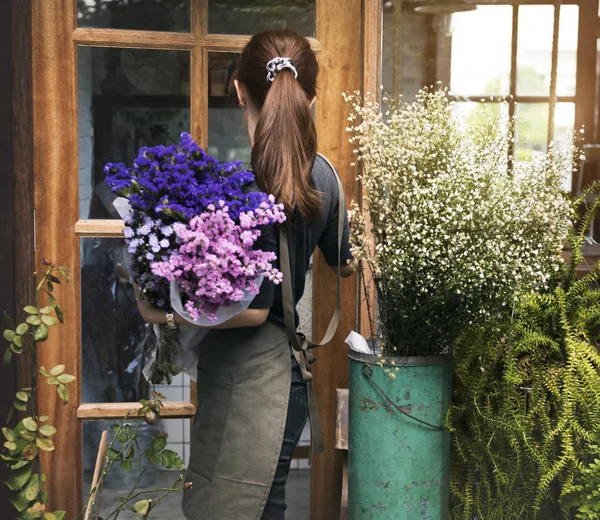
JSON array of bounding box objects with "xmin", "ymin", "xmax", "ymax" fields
[
  {"xmin": 39, "ymin": 366, "xmax": 48, "ymax": 377},
  {"xmin": 8, "ymin": 491, "xmax": 31, "ymax": 513},
  {"xmin": 107, "ymin": 448, "xmax": 122, "ymax": 461},
  {"xmin": 49, "ymin": 365, "xmax": 65, "ymax": 376},
  {"xmin": 24, "ymin": 475, "xmax": 42, "ymax": 500},
  {"xmin": 41, "ymin": 316, "xmax": 57, "ymax": 327},
  {"xmin": 21, "ymin": 443, "xmax": 38, "ymax": 461},
  {"xmin": 0, "ymin": 453, "xmax": 18, "ymax": 462},
  {"xmin": 25, "ymin": 316, "xmax": 41, "ymax": 326},
  {"xmin": 46, "ymin": 281, "xmax": 54, "ymax": 293},
  {"xmin": 23, "ymin": 306, "xmax": 38, "ymax": 315},
  {"xmin": 38, "ymin": 424, "xmax": 56, "ymax": 436},
  {"xmin": 124, "ymin": 444, "xmax": 134, "ymax": 460},
  {"xmin": 32, "ymin": 324, "xmax": 48, "ymax": 342},
  {"xmin": 54, "ymin": 305, "xmax": 64, "ymax": 324},
  {"xmin": 22, "ymin": 418, "xmax": 37, "ymax": 432},
  {"xmin": 51, "ymin": 512, "xmax": 66, "ymax": 520},
  {"xmin": 46, "ymin": 377, "xmax": 59, "ymax": 385},
  {"xmin": 57, "ymin": 384, "xmax": 68, "ymax": 404},
  {"xmin": 47, "ymin": 275, "xmax": 61, "ymax": 285},
  {"xmin": 38, "ymin": 306, "xmax": 53, "ymax": 315},
  {"xmin": 120, "ymin": 460, "xmax": 132, "ymax": 472},
  {"xmin": 16, "ymin": 323, "xmax": 28, "ymax": 335},
  {"xmin": 56, "ymin": 373, "xmax": 75, "ymax": 384},
  {"xmin": 4, "ymin": 329, "xmax": 16, "ymax": 342},
  {"xmin": 6, "ymin": 461, "xmax": 32, "ymax": 491},
  {"xmin": 10, "ymin": 460, "xmax": 29, "ymax": 470},
  {"xmin": 38, "ymin": 416, "xmax": 48, "ymax": 422},
  {"xmin": 3, "ymin": 427, "xmax": 15, "ymax": 441},
  {"xmin": 151, "ymin": 391, "xmax": 166, "ymax": 400},
  {"xmin": 4, "ymin": 441, "xmax": 17, "ymax": 450},
  {"xmin": 171, "ymin": 456, "xmax": 185, "ymax": 470},
  {"xmin": 19, "ymin": 429, "xmax": 35, "ymax": 442},
  {"xmin": 12, "ymin": 335, "xmax": 23, "ymax": 349},
  {"xmin": 58, "ymin": 267, "xmax": 70, "ymax": 282},
  {"xmin": 145, "ymin": 448, "xmax": 160, "ymax": 465},
  {"xmin": 134, "ymin": 500, "xmax": 150, "ymax": 515},
  {"xmin": 16, "ymin": 392, "xmax": 28, "ymax": 402},
  {"xmin": 35, "ymin": 437, "xmax": 54, "ymax": 451},
  {"xmin": 13, "ymin": 400, "xmax": 27, "ymax": 412},
  {"xmin": 151, "ymin": 436, "xmax": 167, "ymax": 453},
  {"xmin": 4, "ymin": 348, "xmax": 12, "ymax": 364},
  {"xmin": 26, "ymin": 502, "xmax": 45, "ymax": 516}
]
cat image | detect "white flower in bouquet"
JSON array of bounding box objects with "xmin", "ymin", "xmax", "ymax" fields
[{"xmin": 345, "ymin": 88, "xmax": 575, "ymax": 356}]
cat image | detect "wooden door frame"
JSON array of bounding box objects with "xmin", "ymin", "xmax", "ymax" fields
[
  {"xmin": 310, "ymin": 1, "xmax": 362, "ymax": 519},
  {"xmin": 30, "ymin": 0, "xmax": 361, "ymax": 517}
]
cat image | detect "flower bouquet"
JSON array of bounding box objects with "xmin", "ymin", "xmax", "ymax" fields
[{"xmin": 105, "ymin": 132, "xmax": 285, "ymax": 383}]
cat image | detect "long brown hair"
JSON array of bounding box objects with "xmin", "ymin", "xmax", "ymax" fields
[{"xmin": 233, "ymin": 29, "xmax": 321, "ymax": 220}]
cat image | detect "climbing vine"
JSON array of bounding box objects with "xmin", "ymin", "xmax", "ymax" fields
[{"xmin": 2, "ymin": 260, "xmax": 185, "ymax": 520}]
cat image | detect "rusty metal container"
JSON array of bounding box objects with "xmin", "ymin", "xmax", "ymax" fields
[{"xmin": 348, "ymin": 350, "xmax": 452, "ymax": 519}]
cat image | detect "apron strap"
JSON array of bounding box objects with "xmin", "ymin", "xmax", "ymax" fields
[{"xmin": 279, "ymin": 153, "xmax": 345, "ymax": 455}]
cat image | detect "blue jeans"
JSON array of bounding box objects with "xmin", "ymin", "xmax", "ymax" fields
[{"xmin": 261, "ymin": 360, "xmax": 309, "ymax": 520}]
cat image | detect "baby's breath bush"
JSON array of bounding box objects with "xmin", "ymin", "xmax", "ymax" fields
[{"xmin": 345, "ymin": 87, "xmax": 575, "ymax": 356}]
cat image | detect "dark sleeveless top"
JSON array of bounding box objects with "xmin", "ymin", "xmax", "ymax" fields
[{"xmin": 248, "ymin": 154, "xmax": 353, "ymax": 328}]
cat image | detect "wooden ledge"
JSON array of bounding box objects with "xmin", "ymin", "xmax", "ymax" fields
[
  {"xmin": 78, "ymin": 401, "xmax": 196, "ymax": 420},
  {"xmin": 74, "ymin": 219, "xmax": 124, "ymax": 238}
]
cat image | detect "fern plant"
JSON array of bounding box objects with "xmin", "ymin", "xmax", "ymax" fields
[
  {"xmin": 447, "ymin": 187, "xmax": 600, "ymax": 519},
  {"xmin": 563, "ymin": 445, "xmax": 600, "ymax": 519}
]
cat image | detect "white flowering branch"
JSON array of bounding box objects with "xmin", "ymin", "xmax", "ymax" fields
[{"xmin": 345, "ymin": 87, "xmax": 576, "ymax": 356}]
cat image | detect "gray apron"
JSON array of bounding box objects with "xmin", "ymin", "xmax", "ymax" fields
[{"xmin": 182, "ymin": 155, "xmax": 344, "ymax": 519}]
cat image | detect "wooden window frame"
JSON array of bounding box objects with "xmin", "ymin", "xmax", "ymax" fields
[
  {"xmin": 70, "ymin": 0, "xmax": 322, "ymax": 421},
  {"xmin": 445, "ymin": 1, "xmax": 597, "ymax": 154}
]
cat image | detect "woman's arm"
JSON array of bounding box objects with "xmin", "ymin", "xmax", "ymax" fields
[
  {"xmin": 134, "ymin": 286, "xmax": 270, "ymax": 329},
  {"xmin": 337, "ymin": 263, "xmax": 355, "ymax": 278}
]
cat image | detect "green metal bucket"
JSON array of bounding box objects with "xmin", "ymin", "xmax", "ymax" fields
[{"xmin": 348, "ymin": 350, "xmax": 452, "ymax": 519}]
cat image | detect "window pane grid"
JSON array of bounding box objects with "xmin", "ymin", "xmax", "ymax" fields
[{"xmin": 450, "ymin": 2, "xmax": 578, "ymax": 158}]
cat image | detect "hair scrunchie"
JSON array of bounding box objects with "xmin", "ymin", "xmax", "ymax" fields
[{"xmin": 266, "ymin": 57, "xmax": 298, "ymax": 84}]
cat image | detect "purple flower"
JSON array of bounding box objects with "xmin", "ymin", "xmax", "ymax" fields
[{"xmin": 105, "ymin": 132, "xmax": 286, "ymax": 317}]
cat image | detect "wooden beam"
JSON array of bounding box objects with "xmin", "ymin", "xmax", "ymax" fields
[
  {"xmin": 311, "ymin": 0, "xmax": 361, "ymax": 518},
  {"xmin": 72, "ymin": 27, "xmax": 196, "ymax": 50},
  {"xmin": 74, "ymin": 219, "xmax": 124, "ymax": 237},
  {"xmin": 32, "ymin": 1, "xmax": 82, "ymax": 516},
  {"xmin": 359, "ymin": 0, "xmax": 381, "ymax": 339},
  {"xmin": 202, "ymin": 34, "xmax": 321, "ymax": 53},
  {"xmin": 576, "ymin": 0, "xmax": 599, "ymax": 143},
  {"xmin": 77, "ymin": 401, "xmax": 196, "ymax": 420},
  {"xmin": 11, "ymin": 0, "xmax": 35, "ymax": 401}
]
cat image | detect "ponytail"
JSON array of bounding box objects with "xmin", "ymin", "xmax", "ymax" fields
[
  {"xmin": 252, "ymin": 71, "xmax": 321, "ymax": 221},
  {"xmin": 234, "ymin": 29, "xmax": 321, "ymax": 221}
]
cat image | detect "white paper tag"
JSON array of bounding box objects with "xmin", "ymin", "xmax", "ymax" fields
[
  {"xmin": 345, "ymin": 330, "xmax": 374, "ymax": 355},
  {"xmin": 113, "ymin": 197, "xmax": 133, "ymax": 219}
]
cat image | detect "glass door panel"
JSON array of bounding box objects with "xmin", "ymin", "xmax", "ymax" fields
[
  {"xmin": 77, "ymin": 0, "xmax": 191, "ymax": 32},
  {"xmin": 78, "ymin": 47, "xmax": 191, "ymax": 219},
  {"xmin": 208, "ymin": 0, "xmax": 316, "ymax": 36}
]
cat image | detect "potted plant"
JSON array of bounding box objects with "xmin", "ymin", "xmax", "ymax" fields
[{"xmin": 344, "ymin": 88, "xmax": 574, "ymax": 519}]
